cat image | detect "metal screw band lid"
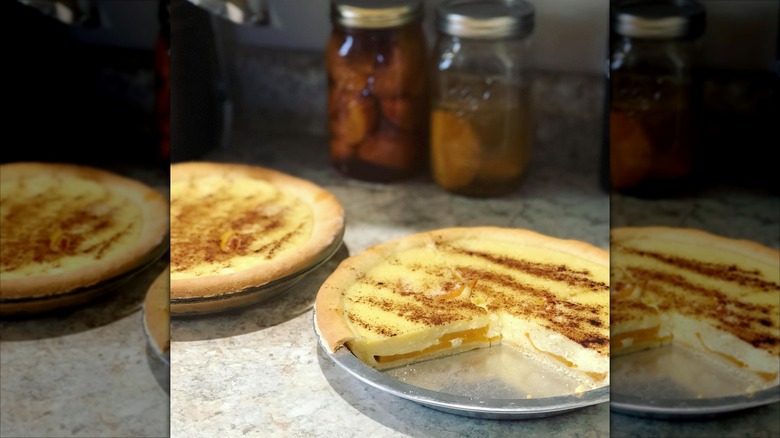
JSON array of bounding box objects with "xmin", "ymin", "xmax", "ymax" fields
[
  {"xmin": 436, "ymin": 0, "xmax": 535, "ymax": 40},
  {"xmin": 331, "ymin": 0, "xmax": 423, "ymax": 29},
  {"xmin": 612, "ymin": 0, "xmax": 706, "ymax": 39}
]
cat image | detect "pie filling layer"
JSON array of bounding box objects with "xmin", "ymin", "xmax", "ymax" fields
[
  {"xmin": 349, "ymin": 315, "xmax": 611, "ymax": 385},
  {"xmin": 692, "ymin": 332, "xmax": 778, "ymax": 381},
  {"xmin": 612, "ymin": 325, "xmax": 673, "ymax": 351},
  {"xmin": 611, "ymin": 227, "xmax": 780, "ymax": 389},
  {"xmin": 370, "ymin": 326, "xmax": 500, "ymax": 365}
]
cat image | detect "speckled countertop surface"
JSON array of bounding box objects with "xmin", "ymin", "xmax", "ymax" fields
[{"xmin": 0, "ymin": 167, "xmax": 170, "ymax": 438}]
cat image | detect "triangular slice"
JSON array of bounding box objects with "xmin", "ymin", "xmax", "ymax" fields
[
  {"xmin": 611, "ymin": 226, "xmax": 780, "ymax": 388},
  {"xmin": 315, "ymin": 227, "xmax": 610, "ymax": 389},
  {"xmin": 144, "ymin": 265, "xmax": 170, "ymax": 362}
]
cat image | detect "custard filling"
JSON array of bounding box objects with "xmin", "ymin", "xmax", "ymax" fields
[
  {"xmin": 613, "ymin": 325, "xmax": 672, "ymax": 348},
  {"xmin": 526, "ymin": 332, "xmax": 575, "ymax": 368},
  {"xmin": 373, "ymin": 326, "xmax": 499, "ymax": 364},
  {"xmin": 525, "ymin": 333, "xmax": 608, "ymax": 382},
  {"xmin": 695, "ymin": 332, "xmax": 779, "ymax": 382}
]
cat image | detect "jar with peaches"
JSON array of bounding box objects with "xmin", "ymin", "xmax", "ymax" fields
[
  {"xmin": 430, "ymin": 0, "xmax": 535, "ymax": 197},
  {"xmin": 327, "ymin": 0, "xmax": 428, "ymax": 182},
  {"xmin": 609, "ymin": 0, "xmax": 705, "ymax": 197}
]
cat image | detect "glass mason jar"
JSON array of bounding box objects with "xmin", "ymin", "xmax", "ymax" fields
[
  {"xmin": 327, "ymin": 0, "xmax": 428, "ymax": 182},
  {"xmin": 430, "ymin": 0, "xmax": 534, "ymax": 197},
  {"xmin": 609, "ymin": 0, "xmax": 705, "ymax": 197}
]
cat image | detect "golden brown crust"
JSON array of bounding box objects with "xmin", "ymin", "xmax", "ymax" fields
[
  {"xmin": 0, "ymin": 162, "xmax": 169, "ymax": 300},
  {"xmin": 612, "ymin": 226, "xmax": 780, "ymax": 265},
  {"xmin": 170, "ymin": 162, "xmax": 345, "ymax": 299},
  {"xmin": 315, "ymin": 226, "xmax": 610, "ymax": 355},
  {"xmin": 144, "ymin": 266, "xmax": 170, "ymax": 356},
  {"xmin": 315, "ymin": 249, "xmax": 383, "ymax": 353}
]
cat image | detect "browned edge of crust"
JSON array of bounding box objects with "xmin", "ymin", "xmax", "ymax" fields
[
  {"xmin": 314, "ymin": 226, "xmax": 609, "ymax": 354},
  {"xmin": 0, "ymin": 162, "xmax": 169, "ymax": 298},
  {"xmin": 144, "ymin": 265, "xmax": 170, "ymax": 355},
  {"xmin": 611, "ymin": 226, "xmax": 780, "ymax": 266},
  {"xmin": 169, "ymin": 161, "xmax": 345, "ymax": 299}
]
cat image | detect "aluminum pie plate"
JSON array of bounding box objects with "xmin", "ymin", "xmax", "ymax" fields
[
  {"xmin": 611, "ymin": 344, "xmax": 780, "ymax": 419},
  {"xmin": 142, "ymin": 302, "xmax": 170, "ymax": 366},
  {"xmin": 170, "ymin": 226, "xmax": 345, "ymax": 316},
  {"xmin": 0, "ymin": 239, "xmax": 169, "ymax": 316},
  {"xmin": 315, "ymin": 314, "xmax": 609, "ymax": 420}
]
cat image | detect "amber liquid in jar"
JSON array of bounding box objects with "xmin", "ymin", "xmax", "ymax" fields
[
  {"xmin": 327, "ymin": 22, "xmax": 428, "ymax": 182},
  {"xmin": 608, "ymin": 0, "xmax": 704, "ymax": 197},
  {"xmin": 431, "ymin": 73, "xmax": 531, "ymax": 196},
  {"xmin": 610, "ymin": 72, "xmax": 694, "ymax": 196}
]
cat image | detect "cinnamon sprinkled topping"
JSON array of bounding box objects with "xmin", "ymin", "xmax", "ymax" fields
[
  {"xmin": 616, "ymin": 263, "xmax": 779, "ymax": 355},
  {"xmin": 170, "ymin": 178, "xmax": 312, "ymax": 274},
  {"xmin": 450, "ymin": 246, "xmax": 609, "ymax": 292},
  {"xmin": 1, "ymin": 181, "xmax": 135, "ymax": 272},
  {"xmin": 622, "ymin": 247, "xmax": 778, "ymax": 292},
  {"xmin": 344, "ymin": 242, "xmax": 609, "ymax": 356}
]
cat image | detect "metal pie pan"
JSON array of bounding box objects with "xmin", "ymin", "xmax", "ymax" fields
[
  {"xmin": 611, "ymin": 387, "xmax": 780, "ymax": 420},
  {"xmin": 610, "ymin": 344, "xmax": 780, "ymax": 419},
  {"xmin": 142, "ymin": 301, "xmax": 170, "ymax": 366},
  {"xmin": 314, "ymin": 312, "xmax": 609, "ymax": 420},
  {"xmin": 0, "ymin": 239, "xmax": 169, "ymax": 316}
]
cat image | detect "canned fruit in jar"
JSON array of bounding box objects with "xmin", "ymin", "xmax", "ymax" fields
[
  {"xmin": 329, "ymin": 94, "xmax": 378, "ymax": 146},
  {"xmin": 327, "ymin": 36, "xmax": 374, "ymax": 94},
  {"xmin": 329, "ymin": 138, "xmax": 354, "ymax": 164},
  {"xmin": 326, "ymin": 19, "xmax": 428, "ymax": 181},
  {"xmin": 476, "ymin": 156, "xmax": 525, "ymax": 182},
  {"xmin": 358, "ymin": 129, "xmax": 418, "ymax": 171},
  {"xmin": 431, "ymin": 97, "xmax": 531, "ymax": 195},
  {"xmin": 609, "ymin": 111, "xmax": 653, "ymax": 190},
  {"xmin": 380, "ymin": 96, "xmax": 423, "ymax": 131},
  {"xmin": 431, "ymin": 109, "xmax": 481, "ymax": 190},
  {"xmin": 373, "ymin": 44, "xmax": 427, "ymax": 98}
]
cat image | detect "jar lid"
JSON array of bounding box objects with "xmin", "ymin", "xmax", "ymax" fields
[
  {"xmin": 612, "ymin": 0, "xmax": 706, "ymax": 40},
  {"xmin": 436, "ymin": 0, "xmax": 535, "ymax": 39},
  {"xmin": 331, "ymin": 0, "xmax": 423, "ymax": 29}
]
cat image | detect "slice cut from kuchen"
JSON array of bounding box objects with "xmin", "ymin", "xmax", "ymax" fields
[
  {"xmin": 315, "ymin": 227, "xmax": 610, "ymax": 389},
  {"xmin": 144, "ymin": 265, "xmax": 170, "ymax": 361}
]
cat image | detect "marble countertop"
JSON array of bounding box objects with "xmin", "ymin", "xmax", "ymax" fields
[
  {"xmin": 0, "ymin": 166, "xmax": 170, "ymax": 438},
  {"xmin": 170, "ymin": 119, "xmax": 612, "ymax": 437}
]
